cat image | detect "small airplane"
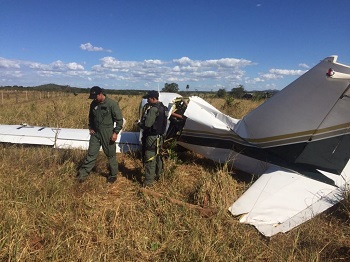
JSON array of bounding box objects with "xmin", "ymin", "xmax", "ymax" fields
[{"xmin": 1, "ymin": 55, "xmax": 350, "ymax": 237}]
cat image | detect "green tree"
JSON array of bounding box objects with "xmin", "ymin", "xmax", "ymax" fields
[
  {"xmin": 162, "ymin": 83, "xmax": 179, "ymax": 92},
  {"xmin": 216, "ymin": 88, "xmax": 227, "ymax": 98},
  {"xmin": 186, "ymin": 84, "xmax": 189, "ymax": 91},
  {"xmin": 231, "ymin": 85, "xmax": 245, "ymax": 98}
]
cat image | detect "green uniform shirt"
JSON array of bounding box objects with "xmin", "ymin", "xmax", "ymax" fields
[
  {"xmin": 88, "ymin": 96, "xmax": 123, "ymax": 133},
  {"xmin": 138, "ymin": 102, "xmax": 160, "ymax": 133},
  {"xmin": 144, "ymin": 105, "xmax": 158, "ymax": 128}
]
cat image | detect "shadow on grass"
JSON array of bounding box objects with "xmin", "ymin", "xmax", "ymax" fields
[
  {"xmin": 119, "ymin": 162, "xmax": 143, "ymax": 184},
  {"xmin": 118, "ymin": 151, "xmax": 143, "ymax": 184},
  {"xmin": 177, "ymin": 149, "xmax": 258, "ymax": 184},
  {"xmin": 231, "ymin": 169, "xmax": 258, "ymax": 184}
]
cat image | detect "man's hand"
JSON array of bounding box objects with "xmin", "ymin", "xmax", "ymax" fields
[
  {"xmin": 111, "ymin": 132, "xmax": 118, "ymax": 142},
  {"xmin": 89, "ymin": 129, "xmax": 96, "ymax": 135}
]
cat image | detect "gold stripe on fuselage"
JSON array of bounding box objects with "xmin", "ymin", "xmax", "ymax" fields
[{"xmin": 182, "ymin": 122, "xmax": 350, "ymax": 149}]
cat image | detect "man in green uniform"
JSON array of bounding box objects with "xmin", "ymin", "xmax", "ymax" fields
[
  {"xmin": 138, "ymin": 90, "xmax": 167, "ymax": 187},
  {"xmin": 77, "ymin": 86, "xmax": 123, "ymax": 183},
  {"xmin": 166, "ymin": 98, "xmax": 188, "ymax": 139}
]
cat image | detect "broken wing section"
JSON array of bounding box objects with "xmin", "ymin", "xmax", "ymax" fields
[
  {"xmin": 55, "ymin": 128, "xmax": 140, "ymax": 153},
  {"xmin": 229, "ymin": 164, "xmax": 350, "ymax": 237},
  {"xmin": 0, "ymin": 125, "xmax": 57, "ymax": 146},
  {"xmin": 0, "ymin": 124, "xmax": 140, "ymax": 153}
]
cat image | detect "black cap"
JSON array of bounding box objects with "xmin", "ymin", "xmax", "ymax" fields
[
  {"xmin": 89, "ymin": 86, "xmax": 103, "ymax": 99},
  {"xmin": 143, "ymin": 90, "xmax": 159, "ymax": 99}
]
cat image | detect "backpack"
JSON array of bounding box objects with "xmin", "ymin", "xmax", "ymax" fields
[{"xmin": 152, "ymin": 102, "xmax": 168, "ymax": 135}]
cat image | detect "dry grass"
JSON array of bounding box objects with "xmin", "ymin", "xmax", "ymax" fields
[
  {"xmin": 204, "ymin": 96, "xmax": 264, "ymax": 119},
  {"xmin": 0, "ymin": 91, "xmax": 350, "ymax": 261}
]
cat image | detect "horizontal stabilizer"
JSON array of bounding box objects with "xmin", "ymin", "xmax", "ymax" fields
[{"xmin": 229, "ymin": 165, "xmax": 348, "ymax": 236}]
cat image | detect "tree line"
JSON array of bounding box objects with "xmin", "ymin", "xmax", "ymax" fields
[
  {"xmin": 0, "ymin": 83, "xmax": 277, "ymax": 99},
  {"xmin": 216, "ymin": 85, "xmax": 278, "ymax": 100}
]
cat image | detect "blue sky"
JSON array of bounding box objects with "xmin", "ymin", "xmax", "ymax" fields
[{"xmin": 1, "ymin": 0, "xmax": 349, "ymax": 91}]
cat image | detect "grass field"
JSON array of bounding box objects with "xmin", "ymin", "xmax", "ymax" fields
[{"xmin": 0, "ymin": 92, "xmax": 350, "ymax": 261}]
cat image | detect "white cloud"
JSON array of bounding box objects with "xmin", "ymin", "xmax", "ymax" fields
[
  {"xmin": 98, "ymin": 56, "xmax": 137, "ymax": 70},
  {"xmin": 29, "ymin": 60, "xmax": 85, "ymax": 72},
  {"xmin": 299, "ymin": 63, "xmax": 310, "ymax": 69},
  {"xmin": 173, "ymin": 66, "xmax": 181, "ymax": 72},
  {"xmin": 193, "ymin": 71, "xmax": 219, "ymax": 78},
  {"xmin": 173, "ymin": 57, "xmax": 254, "ymax": 69},
  {"xmin": 1, "ymin": 70, "xmax": 22, "ymax": 78},
  {"xmin": 269, "ymin": 69, "xmax": 306, "ymax": 76},
  {"xmin": 67, "ymin": 62, "xmax": 84, "ymax": 71},
  {"xmin": 80, "ymin": 43, "xmax": 112, "ymax": 53},
  {"xmin": 0, "ymin": 58, "xmax": 87, "ymax": 87},
  {"xmin": 217, "ymin": 58, "xmax": 252, "ymax": 67},
  {"xmin": 258, "ymin": 69, "xmax": 303, "ymax": 81},
  {"xmin": 248, "ymin": 67, "xmax": 307, "ymax": 88},
  {"xmin": 144, "ymin": 59, "xmax": 163, "ymax": 65},
  {"xmin": 173, "ymin": 57, "xmax": 192, "ymax": 65},
  {"xmin": 0, "ymin": 58, "xmax": 21, "ymax": 69},
  {"xmin": 253, "ymin": 77, "xmax": 264, "ymax": 82},
  {"xmin": 0, "ymin": 55, "xmax": 305, "ymax": 91},
  {"xmin": 261, "ymin": 73, "xmax": 284, "ymax": 80}
]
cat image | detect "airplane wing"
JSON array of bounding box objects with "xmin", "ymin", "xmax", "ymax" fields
[
  {"xmin": 228, "ymin": 164, "xmax": 350, "ymax": 237},
  {"xmin": 0, "ymin": 92, "xmax": 183, "ymax": 153},
  {"xmin": 0, "ymin": 124, "xmax": 60, "ymax": 146},
  {"xmin": 0, "ymin": 124, "xmax": 140, "ymax": 153}
]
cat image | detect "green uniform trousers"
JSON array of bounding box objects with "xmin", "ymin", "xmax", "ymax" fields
[
  {"xmin": 78, "ymin": 129, "xmax": 118, "ymax": 179},
  {"xmin": 143, "ymin": 135, "xmax": 163, "ymax": 186}
]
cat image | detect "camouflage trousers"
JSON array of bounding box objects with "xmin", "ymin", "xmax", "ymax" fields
[{"xmin": 142, "ymin": 135, "xmax": 164, "ymax": 186}]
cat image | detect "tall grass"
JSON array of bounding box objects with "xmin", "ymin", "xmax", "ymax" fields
[{"xmin": 0, "ymin": 92, "xmax": 350, "ymax": 261}]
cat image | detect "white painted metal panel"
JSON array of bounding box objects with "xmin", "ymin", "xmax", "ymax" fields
[
  {"xmin": 229, "ymin": 164, "xmax": 350, "ymax": 236},
  {"xmin": 0, "ymin": 125, "xmax": 141, "ymax": 153},
  {"xmin": 55, "ymin": 128, "xmax": 91, "ymax": 150},
  {"xmin": 236, "ymin": 56, "xmax": 350, "ymax": 142},
  {"xmin": 0, "ymin": 125, "xmax": 55, "ymax": 145}
]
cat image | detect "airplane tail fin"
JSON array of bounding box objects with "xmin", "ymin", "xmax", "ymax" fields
[{"xmin": 233, "ymin": 56, "xmax": 350, "ymax": 175}]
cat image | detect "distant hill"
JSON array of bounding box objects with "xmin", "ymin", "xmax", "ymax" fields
[{"xmin": 0, "ymin": 84, "xmax": 148, "ymax": 96}]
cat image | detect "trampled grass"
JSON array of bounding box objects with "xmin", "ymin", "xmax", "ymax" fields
[{"xmin": 0, "ymin": 92, "xmax": 350, "ymax": 261}]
